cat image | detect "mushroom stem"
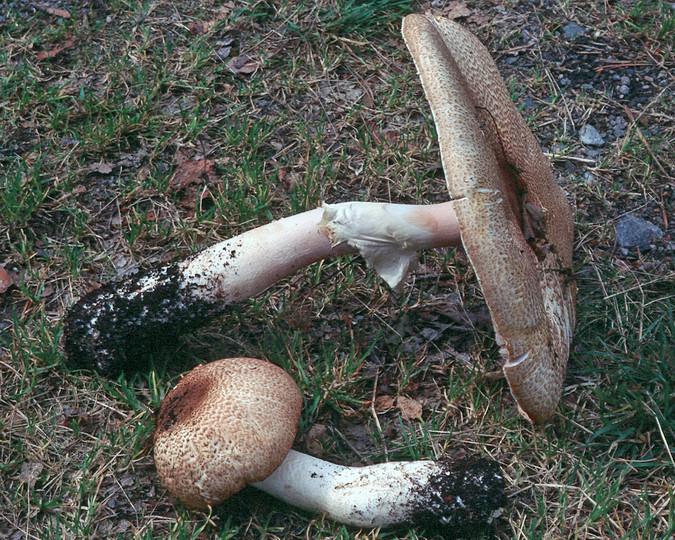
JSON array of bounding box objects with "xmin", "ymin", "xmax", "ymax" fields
[
  {"xmin": 65, "ymin": 201, "xmax": 460, "ymax": 374},
  {"xmin": 252, "ymin": 449, "xmax": 505, "ymax": 530}
]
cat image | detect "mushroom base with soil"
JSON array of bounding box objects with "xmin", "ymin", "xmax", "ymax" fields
[{"xmin": 254, "ymin": 449, "xmax": 506, "ymax": 531}]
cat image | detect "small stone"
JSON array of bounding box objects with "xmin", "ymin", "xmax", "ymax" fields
[
  {"xmin": 583, "ymin": 172, "xmax": 597, "ymax": 184},
  {"xmin": 579, "ymin": 124, "xmax": 605, "ymax": 146},
  {"xmin": 615, "ymin": 215, "xmax": 664, "ymax": 251},
  {"xmin": 563, "ymin": 22, "xmax": 587, "ymax": 39},
  {"xmin": 61, "ymin": 134, "xmax": 79, "ymax": 147},
  {"xmin": 522, "ymin": 97, "xmax": 536, "ymax": 109},
  {"xmin": 213, "ymin": 46, "xmax": 231, "ymax": 61},
  {"xmin": 614, "ymin": 117, "xmax": 628, "ymax": 129}
]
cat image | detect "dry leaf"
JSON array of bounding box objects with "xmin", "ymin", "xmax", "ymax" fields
[
  {"xmin": 216, "ymin": 2, "xmax": 234, "ymax": 18},
  {"xmin": 363, "ymin": 120, "xmax": 400, "ymax": 146},
  {"xmin": 382, "ymin": 129, "xmax": 399, "ymax": 144},
  {"xmin": 114, "ymin": 520, "xmax": 132, "ymax": 534},
  {"xmin": 226, "ymin": 55, "xmax": 258, "ymax": 74},
  {"xmin": 171, "ymin": 158, "xmax": 219, "ymax": 211},
  {"xmin": 89, "ymin": 162, "xmax": 114, "ymax": 174},
  {"xmin": 172, "ymin": 159, "xmax": 217, "ymax": 190},
  {"xmin": 188, "ymin": 2, "xmax": 232, "ymax": 34},
  {"xmin": 188, "ymin": 21, "xmax": 207, "ymax": 35},
  {"xmin": 303, "ymin": 423, "xmax": 328, "ymax": 455},
  {"xmin": 86, "ymin": 280, "xmax": 102, "ymax": 293},
  {"xmin": 34, "ymin": 2, "xmax": 71, "ymax": 18},
  {"xmin": 18, "ymin": 461, "xmax": 44, "ymax": 488},
  {"xmin": 41, "ymin": 284, "xmax": 55, "ymax": 298},
  {"xmin": 442, "ymin": 1, "xmax": 472, "ymax": 19},
  {"xmin": 36, "ymin": 38, "xmax": 75, "ymax": 61},
  {"xmin": 374, "ymin": 395, "xmax": 395, "ymax": 412},
  {"xmin": 214, "ymin": 46, "xmax": 232, "ymax": 62},
  {"xmin": 468, "ymin": 12, "xmax": 491, "ymax": 26},
  {"xmin": 137, "ymin": 166, "xmax": 151, "ymax": 184},
  {"xmin": 0, "ymin": 265, "xmax": 12, "ymax": 293},
  {"xmin": 397, "ymin": 396, "xmax": 423, "ymax": 420}
]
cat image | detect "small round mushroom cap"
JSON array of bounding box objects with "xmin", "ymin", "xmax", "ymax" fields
[
  {"xmin": 402, "ymin": 15, "xmax": 576, "ymax": 423},
  {"xmin": 154, "ymin": 357, "xmax": 302, "ymax": 509}
]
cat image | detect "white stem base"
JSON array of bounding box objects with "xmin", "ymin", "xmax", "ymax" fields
[{"xmin": 252, "ymin": 450, "xmax": 505, "ymax": 529}]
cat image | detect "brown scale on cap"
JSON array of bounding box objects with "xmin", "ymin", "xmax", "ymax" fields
[
  {"xmin": 402, "ymin": 15, "xmax": 576, "ymax": 423},
  {"xmin": 155, "ymin": 370, "xmax": 212, "ymax": 434},
  {"xmin": 154, "ymin": 357, "xmax": 302, "ymax": 509}
]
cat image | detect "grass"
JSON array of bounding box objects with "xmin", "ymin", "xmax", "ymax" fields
[{"xmin": 1, "ymin": 0, "xmax": 673, "ymax": 538}]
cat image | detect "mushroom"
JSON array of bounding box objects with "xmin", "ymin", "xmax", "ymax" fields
[
  {"xmin": 64, "ymin": 201, "xmax": 461, "ymax": 375},
  {"xmin": 64, "ymin": 15, "xmax": 575, "ymax": 422},
  {"xmin": 401, "ymin": 14, "xmax": 576, "ymax": 423},
  {"xmin": 154, "ymin": 357, "xmax": 507, "ymax": 532}
]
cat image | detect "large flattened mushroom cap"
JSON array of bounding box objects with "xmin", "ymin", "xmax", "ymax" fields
[
  {"xmin": 154, "ymin": 357, "xmax": 303, "ymax": 509},
  {"xmin": 402, "ymin": 14, "xmax": 576, "ymax": 423}
]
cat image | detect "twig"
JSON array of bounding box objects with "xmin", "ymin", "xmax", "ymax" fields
[
  {"xmin": 31, "ymin": 2, "xmax": 71, "ymax": 18},
  {"xmin": 623, "ymin": 106, "xmax": 674, "ymax": 181},
  {"xmin": 369, "ymin": 368, "xmax": 389, "ymax": 460}
]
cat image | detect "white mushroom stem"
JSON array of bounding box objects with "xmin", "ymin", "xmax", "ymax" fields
[
  {"xmin": 64, "ymin": 201, "xmax": 461, "ymax": 374},
  {"xmin": 252, "ymin": 449, "xmax": 505, "ymax": 529},
  {"xmin": 181, "ymin": 200, "xmax": 461, "ymax": 301}
]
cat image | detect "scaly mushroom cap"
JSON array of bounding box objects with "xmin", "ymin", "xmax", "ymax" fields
[
  {"xmin": 154, "ymin": 357, "xmax": 302, "ymax": 509},
  {"xmin": 402, "ymin": 14, "xmax": 576, "ymax": 423}
]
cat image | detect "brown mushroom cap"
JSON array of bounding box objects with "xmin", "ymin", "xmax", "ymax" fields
[
  {"xmin": 402, "ymin": 14, "xmax": 576, "ymax": 423},
  {"xmin": 154, "ymin": 357, "xmax": 302, "ymax": 509}
]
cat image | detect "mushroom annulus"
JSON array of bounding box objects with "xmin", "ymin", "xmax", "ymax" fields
[
  {"xmin": 64, "ymin": 15, "xmax": 575, "ymax": 423},
  {"xmin": 154, "ymin": 357, "xmax": 507, "ymax": 532}
]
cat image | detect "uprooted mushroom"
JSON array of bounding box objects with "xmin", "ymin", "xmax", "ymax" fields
[
  {"xmin": 154, "ymin": 357, "xmax": 506, "ymax": 532},
  {"xmin": 64, "ymin": 15, "xmax": 575, "ymax": 423}
]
